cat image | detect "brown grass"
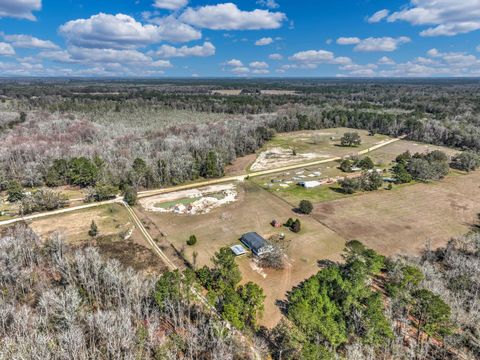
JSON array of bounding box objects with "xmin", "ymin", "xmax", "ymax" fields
[
  {"xmin": 28, "ymin": 204, "xmax": 165, "ymax": 274},
  {"xmin": 313, "ymin": 171, "xmax": 480, "ymax": 257},
  {"xmin": 139, "ymin": 181, "xmax": 345, "ymax": 328}
]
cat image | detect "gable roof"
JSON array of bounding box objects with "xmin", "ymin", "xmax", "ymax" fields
[{"xmin": 241, "ymin": 232, "xmax": 267, "ymax": 253}]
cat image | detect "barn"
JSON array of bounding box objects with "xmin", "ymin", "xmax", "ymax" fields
[{"xmin": 240, "ymin": 232, "xmax": 273, "ymax": 256}]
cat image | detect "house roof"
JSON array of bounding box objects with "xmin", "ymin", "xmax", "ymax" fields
[{"xmin": 241, "ymin": 232, "xmax": 268, "ymax": 253}]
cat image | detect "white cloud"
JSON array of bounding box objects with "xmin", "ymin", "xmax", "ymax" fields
[
  {"xmin": 3, "ymin": 34, "xmax": 58, "ymax": 49},
  {"xmin": 367, "ymin": 9, "xmax": 389, "ymax": 23},
  {"xmin": 477, "ymin": 45, "xmax": 480, "ymax": 52},
  {"xmin": 0, "ymin": 42, "xmax": 15, "ymax": 56},
  {"xmin": 255, "ymin": 37, "xmax": 273, "ymax": 46},
  {"xmin": 155, "ymin": 42, "xmax": 215, "ymax": 58},
  {"xmin": 66, "ymin": 46, "xmax": 172, "ymax": 67},
  {"xmin": 231, "ymin": 66, "xmax": 250, "ymax": 74},
  {"xmin": 427, "ymin": 48, "xmax": 440, "ymax": 57},
  {"xmin": 378, "ymin": 56, "xmax": 395, "ymax": 65},
  {"xmin": 269, "ymin": 53, "xmax": 283, "ymax": 60},
  {"xmin": 386, "ymin": 0, "xmax": 480, "ymax": 36},
  {"xmin": 290, "ymin": 50, "xmax": 335, "ymax": 62},
  {"xmin": 287, "ymin": 49, "xmax": 351, "ymax": 70},
  {"xmin": 180, "ymin": 3, "xmax": 286, "ymax": 30},
  {"xmin": 336, "ymin": 37, "xmax": 360, "ymax": 45},
  {"xmin": 225, "ymin": 59, "xmax": 243, "ymax": 67},
  {"xmin": 38, "ymin": 50, "xmax": 75, "ymax": 63},
  {"xmin": 256, "ymin": 0, "xmax": 279, "ymax": 9},
  {"xmin": 0, "ymin": 0, "xmax": 41, "ymax": 21},
  {"xmin": 354, "ymin": 37, "xmax": 411, "ymax": 52},
  {"xmin": 252, "ymin": 69, "xmax": 270, "ymax": 74},
  {"xmin": 249, "ymin": 61, "xmax": 269, "ymax": 69},
  {"xmin": 153, "ymin": 0, "xmax": 188, "ymax": 10},
  {"xmin": 59, "ymin": 13, "xmax": 201, "ymax": 49}
]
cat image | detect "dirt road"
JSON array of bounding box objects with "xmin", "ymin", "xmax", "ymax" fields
[{"xmin": 0, "ymin": 136, "xmax": 402, "ymax": 228}]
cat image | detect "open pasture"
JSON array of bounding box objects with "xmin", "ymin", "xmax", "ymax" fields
[
  {"xmin": 139, "ymin": 181, "xmax": 346, "ymax": 327},
  {"xmin": 313, "ymin": 170, "xmax": 480, "ymax": 257}
]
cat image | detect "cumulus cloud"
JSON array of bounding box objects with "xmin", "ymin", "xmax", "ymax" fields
[
  {"xmin": 67, "ymin": 46, "xmax": 172, "ymax": 67},
  {"xmin": 354, "ymin": 37, "xmax": 411, "ymax": 52},
  {"xmin": 290, "ymin": 50, "xmax": 335, "ymax": 62},
  {"xmin": 153, "ymin": 0, "xmax": 188, "ymax": 10},
  {"xmin": 59, "ymin": 13, "xmax": 201, "ymax": 49},
  {"xmin": 288, "ymin": 49, "xmax": 352, "ymax": 69},
  {"xmin": 367, "ymin": 9, "xmax": 389, "ymax": 23},
  {"xmin": 225, "ymin": 59, "xmax": 243, "ymax": 67},
  {"xmin": 252, "ymin": 69, "xmax": 269, "ymax": 74},
  {"xmin": 255, "ymin": 37, "xmax": 273, "ymax": 46},
  {"xmin": 249, "ymin": 61, "xmax": 269, "ymax": 69},
  {"xmin": 256, "ymin": 0, "xmax": 279, "ymax": 9},
  {"xmin": 3, "ymin": 34, "xmax": 58, "ymax": 49},
  {"xmin": 231, "ymin": 66, "xmax": 249, "ymax": 74},
  {"xmin": 269, "ymin": 53, "xmax": 283, "ymax": 60},
  {"xmin": 0, "ymin": 0, "xmax": 41, "ymax": 20},
  {"xmin": 180, "ymin": 3, "xmax": 286, "ymax": 30},
  {"xmin": 336, "ymin": 37, "xmax": 360, "ymax": 45},
  {"xmin": 386, "ymin": 0, "xmax": 480, "ymax": 36},
  {"xmin": 378, "ymin": 56, "xmax": 395, "ymax": 65},
  {"xmin": 0, "ymin": 42, "xmax": 15, "ymax": 55},
  {"xmin": 155, "ymin": 42, "xmax": 215, "ymax": 58}
]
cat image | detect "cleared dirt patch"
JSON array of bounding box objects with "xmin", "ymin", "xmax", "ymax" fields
[
  {"xmin": 140, "ymin": 183, "xmax": 237, "ymax": 215},
  {"xmin": 313, "ymin": 171, "xmax": 480, "ymax": 257}
]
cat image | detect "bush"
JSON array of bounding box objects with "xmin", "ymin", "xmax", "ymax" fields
[
  {"xmin": 340, "ymin": 132, "xmax": 361, "ymax": 147},
  {"xmin": 339, "ymin": 159, "xmax": 353, "ymax": 172},
  {"xmin": 7, "ymin": 181, "xmax": 25, "ymax": 203},
  {"xmin": 19, "ymin": 189, "xmax": 68, "ymax": 215},
  {"xmin": 450, "ymin": 151, "xmax": 480, "ymax": 172},
  {"xmin": 291, "ymin": 219, "xmax": 301, "ymax": 233},
  {"xmin": 85, "ymin": 183, "xmax": 118, "ymax": 202},
  {"xmin": 123, "ymin": 185, "xmax": 138, "ymax": 206},
  {"xmin": 298, "ymin": 200, "xmax": 313, "ymax": 215},
  {"xmin": 339, "ymin": 177, "xmax": 360, "ymax": 194},
  {"xmin": 88, "ymin": 220, "xmax": 98, "ymax": 237},
  {"xmin": 187, "ymin": 235, "xmax": 197, "ymax": 246}
]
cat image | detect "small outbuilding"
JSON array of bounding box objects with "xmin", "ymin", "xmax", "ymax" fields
[
  {"xmin": 240, "ymin": 232, "xmax": 273, "ymax": 256},
  {"xmin": 231, "ymin": 244, "xmax": 247, "ymax": 256},
  {"xmin": 298, "ymin": 180, "xmax": 321, "ymax": 189}
]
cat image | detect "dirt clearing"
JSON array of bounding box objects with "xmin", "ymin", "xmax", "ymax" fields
[{"xmin": 140, "ymin": 183, "xmax": 237, "ymax": 215}]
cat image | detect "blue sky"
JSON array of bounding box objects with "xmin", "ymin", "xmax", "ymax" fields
[{"xmin": 0, "ymin": 0, "xmax": 479, "ymax": 77}]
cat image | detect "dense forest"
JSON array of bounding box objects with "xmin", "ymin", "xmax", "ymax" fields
[
  {"xmin": 1, "ymin": 223, "xmax": 478, "ymax": 359},
  {"xmin": 1, "ymin": 79, "xmax": 480, "ymax": 190}
]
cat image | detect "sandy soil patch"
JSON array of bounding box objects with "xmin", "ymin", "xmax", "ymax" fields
[
  {"xmin": 140, "ymin": 183, "xmax": 238, "ymax": 215},
  {"xmin": 250, "ymin": 147, "xmax": 330, "ymax": 171}
]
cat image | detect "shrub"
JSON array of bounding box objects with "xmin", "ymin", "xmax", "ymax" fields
[
  {"xmin": 291, "ymin": 219, "xmax": 301, "ymax": 233},
  {"xmin": 19, "ymin": 189, "xmax": 68, "ymax": 215},
  {"xmin": 7, "ymin": 181, "xmax": 25, "ymax": 203},
  {"xmin": 187, "ymin": 235, "xmax": 197, "ymax": 246},
  {"xmin": 340, "ymin": 132, "xmax": 361, "ymax": 147},
  {"xmin": 123, "ymin": 185, "xmax": 138, "ymax": 206},
  {"xmin": 298, "ymin": 200, "xmax": 313, "ymax": 215},
  {"xmin": 450, "ymin": 151, "xmax": 480, "ymax": 172},
  {"xmin": 88, "ymin": 220, "xmax": 98, "ymax": 237}
]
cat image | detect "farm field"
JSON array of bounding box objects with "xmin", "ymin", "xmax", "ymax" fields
[
  {"xmin": 313, "ymin": 170, "xmax": 480, "ymax": 257},
  {"xmin": 138, "ymin": 181, "xmax": 346, "ymax": 327},
  {"xmin": 28, "ymin": 203, "xmax": 164, "ymax": 273},
  {"xmin": 253, "ymin": 138, "xmax": 461, "ymax": 206}
]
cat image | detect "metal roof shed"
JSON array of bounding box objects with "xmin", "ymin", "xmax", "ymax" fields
[{"xmin": 231, "ymin": 244, "xmax": 247, "ymax": 256}]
